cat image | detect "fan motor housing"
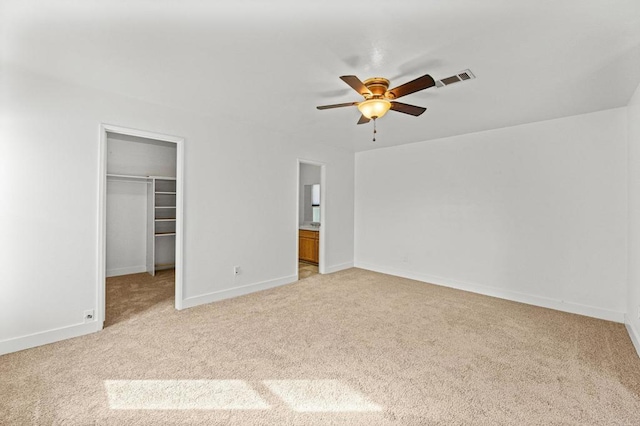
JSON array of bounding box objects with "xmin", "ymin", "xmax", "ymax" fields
[{"xmin": 363, "ymin": 77, "xmax": 390, "ymax": 98}]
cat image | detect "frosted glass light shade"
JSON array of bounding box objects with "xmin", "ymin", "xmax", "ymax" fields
[{"xmin": 357, "ymin": 99, "xmax": 391, "ymax": 119}]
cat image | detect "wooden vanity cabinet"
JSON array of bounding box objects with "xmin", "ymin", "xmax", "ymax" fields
[{"xmin": 299, "ymin": 229, "xmax": 319, "ymax": 264}]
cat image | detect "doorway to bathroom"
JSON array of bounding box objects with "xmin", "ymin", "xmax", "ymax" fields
[{"xmin": 297, "ymin": 160, "xmax": 326, "ymax": 280}]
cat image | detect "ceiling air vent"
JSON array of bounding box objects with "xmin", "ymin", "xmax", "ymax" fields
[
  {"xmin": 441, "ymin": 76, "xmax": 461, "ymax": 85},
  {"xmin": 436, "ymin": 69, "xmax": 475, "ymax": 87}
]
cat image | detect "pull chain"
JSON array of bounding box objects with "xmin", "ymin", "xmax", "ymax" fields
[{"xmin": 372, "ymin": 118, "xmax": 377, "ymax": 142}]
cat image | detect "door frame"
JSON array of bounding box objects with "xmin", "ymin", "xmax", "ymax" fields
[
  {"xmin": 97, "ymin": 124, "xmax": 185, "ymax": 329},
  {"xmin": 296, "ymin": 159, "xmax": 326, "ymax": 276}
]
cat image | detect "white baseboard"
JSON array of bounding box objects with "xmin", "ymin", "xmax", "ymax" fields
[
  {"xmin": 323, "ymin": 262, "xmax": 354, "ymax": 274},
  {"xmin": 181, "ymin": 274, "xmax": 298, "ymax": 310},
  {"xmin": 355, "ymin": 262, "xmax": 625, "ymax": 323},
  {"xmin": 625, "ymin": 315, "xmax": 640, "ymax": 358},
  {"xmin": 107, "ymin": 265, "xmax": 147, "ymax": 277},
  {"xmin": 0, "ymin": 321, "xmax": 101, "ymax": 356}
]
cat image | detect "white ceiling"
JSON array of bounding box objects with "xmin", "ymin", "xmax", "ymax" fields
[{"xmin": 2, "ymin": 0, "xmax": 640, "ymax": 152}]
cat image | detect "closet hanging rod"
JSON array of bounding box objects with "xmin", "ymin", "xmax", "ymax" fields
[
  {"xmin": 106, "ymin": 174, "xmax": 176, "ymax": 181},
  {"xmin": 148, "ymin": 175, "xmax": 177, "ymax": 180},
  {"xmin": 106, "ymin": 173, "xmax": 151, "ymax": 182}
]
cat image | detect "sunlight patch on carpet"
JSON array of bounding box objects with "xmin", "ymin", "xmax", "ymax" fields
[
  {"xmin": 104, "ymin": 380, "xmax": 270, "ymax": 410},
  {"xmin": 263, "ymin": 380, "xmax": 382, "ymax": 412}
]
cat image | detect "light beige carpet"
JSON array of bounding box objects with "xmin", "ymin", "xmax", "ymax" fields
[{"xmin": 1, "ymin": 268, "xmax": 639, "ymax": 425}]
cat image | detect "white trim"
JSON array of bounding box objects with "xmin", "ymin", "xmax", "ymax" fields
[
  {"xmin": 295, "ymin": 161, "xmax": 300, "ymax": 280},
  {"xmin": 324, "ymin": 262, "xmax": 354, "ymax": 274},
  {"xmin": 98, "ymin": 123, "xmax": 186, "ymax": 325},
  {"xmin": 174, "ymin": 136, "xmax": 185, "ymax": 309},
  {"xmin": 625, "ymin": 315, "xmax": 640, "ymax": 358},
  {"xmin": 97, "ymin": 125, "xmax": 107, "ymax": 330},
  {"xmin": 319, "ymin": 164, "xmax": 326, "ymax": 274},
  {"xmin": 0, "ymin": 321, "xmax": 101, "ymax": 356},
  {"xmin": 101, "ymin": 124, "xmax": 184, "ymax": 144},
  {"xmin": 106, "ymin": 265, "xmax": 148, "ymax": 278},
  {"xmin": 355, "ymin": 262, "xmax": 625, "ymax": 323},
  {"xmin": 181, "ymin": 275, "xmax": 298, "ymax": 309}
]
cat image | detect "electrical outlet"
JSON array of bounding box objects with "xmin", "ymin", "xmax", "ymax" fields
[
  {"xmin": 637, "ymin": 305, "xmax": 640, "ymax": 320},
  {"xmin": 234, "ymin": 266, "xmax": 241, "ymax": 275},
  {"xmin": 84, "ymin": 310, "xmax": 94, "ymax": 323}
]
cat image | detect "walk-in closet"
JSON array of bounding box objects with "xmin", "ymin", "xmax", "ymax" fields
[{"xmin": 105, "ymin": 132, "xmax": 178, "ymax": 325}]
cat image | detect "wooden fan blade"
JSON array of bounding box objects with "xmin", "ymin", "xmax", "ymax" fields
[
  {"xmin": 340, "ymin": 75, "xmax": 372, "ymax": 96},
  {"xmin": 316, "ymin": 102, "xmax": 359, "ymax": 110},
  {"xmin": 357, "ymin": 115, "xmax": 370, "ymax": 125},
  {"xmin": 387, "ymin": 74, "xmax": 435, "ymax": 99},
  {"xmin": 390, "ymin": 101, "xmax": 427, "ymax": 116}
]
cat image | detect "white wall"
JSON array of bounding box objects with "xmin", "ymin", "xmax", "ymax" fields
[
  {"xmin": 355, "ymin": 108, "xmax": 628, "ymax": 322},
  {"xmin": 299, "ymin": 163, "xmax": 321, "ymax": 225},
  {"xmin": 0, "ymin": 63, "xmax": 355, "ymax": 354},
  {"xmin": 106, "ymin": 134, "xmax": 177, "ymax": 277},
  {"xmin": 627, "ymin": 82, "xmax": 640, "ymax": 355}
]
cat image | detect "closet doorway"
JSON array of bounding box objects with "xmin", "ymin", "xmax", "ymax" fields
[{"xmin": 97, "ymin": 124, "xmax": 185, "ymax": 329}]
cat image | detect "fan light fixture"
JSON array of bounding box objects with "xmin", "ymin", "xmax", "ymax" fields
[
  {"xmin": 317, "ymin": 74, "xmax": 438, "ymax": 142},
  {"xmin": 357, "ymin": 99, "xmax": 391, "ymax": 119}
]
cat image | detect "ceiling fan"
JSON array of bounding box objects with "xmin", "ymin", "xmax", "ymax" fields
[
  {"xmin": 316, "ymin": 74, "xmax": 434, "ymax": 124},
  {"xmin": 316, "ymin": 70, "xmax": 474, "ymax": 141}
]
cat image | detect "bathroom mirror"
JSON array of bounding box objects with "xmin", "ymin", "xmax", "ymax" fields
[{"xmin": 303, "ymin": 184, "xmax": 321, "ymax": 224}]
